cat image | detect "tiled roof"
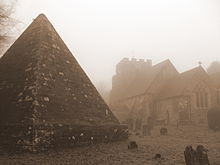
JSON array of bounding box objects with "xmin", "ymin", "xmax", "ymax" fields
[{"xmin": 157, "ymin": 66, "xmax": 212, "ymax": 99}]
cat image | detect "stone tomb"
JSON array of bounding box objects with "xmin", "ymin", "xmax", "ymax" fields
[{"xmin": 0, "ymin": 14, "xmax": 127, "ymax": 152}]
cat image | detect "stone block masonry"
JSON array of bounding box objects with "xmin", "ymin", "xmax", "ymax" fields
[
  {"xmin": 0, "ymin": 124, "xmax": 128, "ymax": 152},
  {"xmin": 0, "ymin": 13, "xmax": 128, "ymax": 152}
]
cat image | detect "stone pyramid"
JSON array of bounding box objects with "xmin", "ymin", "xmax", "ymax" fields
[{"xmin": 0, "ymin": 14, "xmax": 119, "ymax": 126}]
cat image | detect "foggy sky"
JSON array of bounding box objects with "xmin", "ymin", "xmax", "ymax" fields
[{"xmin": 12, "ymin": 0, "xmax": 220, "ymax": 88}]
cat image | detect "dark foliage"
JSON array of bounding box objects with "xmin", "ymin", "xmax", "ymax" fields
[
  {"xmin": 207, "ymin": 61, "xmax": 220, "ymax": 75},
  {"xmin": 207, "ymin": 106, "xmax": 220, "ymax": 131}
]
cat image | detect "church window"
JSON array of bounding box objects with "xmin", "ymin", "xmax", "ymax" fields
[
  {"xmin": 196, "ymin": 93, "xmax": 200, "ymax": 108},
  {"xmin": 196, "ymin": 91, "xmax": 208, "ymax": 108},
  {"xmin": 200, "ymin": 93, "xmax": 204, "ymax": 108},
  {"xmin": 217, "ymin": 90, "xmax": 220, "ymax": 105},
  {"xmin": 204, "ymin": 93, "xmax": 208, "ymax": 108}
]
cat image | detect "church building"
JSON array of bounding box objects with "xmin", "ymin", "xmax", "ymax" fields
[{"xmin": 110, "ymin": 58, "xmax": 218, "ymax": 130}]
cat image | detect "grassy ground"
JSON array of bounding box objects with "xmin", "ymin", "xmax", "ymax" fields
[{"xmin": 0, "ymin": 125, "xmax": 220, "ymax": 165}]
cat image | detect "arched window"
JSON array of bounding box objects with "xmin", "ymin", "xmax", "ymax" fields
[
  {"xmin": 204, "ymin": 93, "xmax": 208, "ymax": 107},
  {"xmin": 196, "ymin": 90, "xmax": 208, "ymax": 108},
  {"xmin": 200, "ymin": 93, "xmax": 204, "ymax": 108},
  {"xmin": 196, "ymin": 93, "xmax": 200, "ymax": 108}
]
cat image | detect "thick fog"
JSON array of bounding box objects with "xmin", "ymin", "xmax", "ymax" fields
[{"xmin": 12, "ymin": 0, "xmax": 220, "ymax": 89}]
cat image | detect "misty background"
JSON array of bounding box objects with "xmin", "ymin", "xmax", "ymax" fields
[{"xmin": 2, "ymin": 0, "xmax": 220, "ymax": 98}]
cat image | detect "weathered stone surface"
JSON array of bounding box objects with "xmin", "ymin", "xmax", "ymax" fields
[
  {"xmin": 184, "ymin": 145, "xmax": 210, "ymax": 165},
  {"xmin": 0, "ymin": 124, "xmax": 128, "ymax": 152},
  {"xmin": 0, "ymin": 14, "xmax": 127, "ymax": 151}
]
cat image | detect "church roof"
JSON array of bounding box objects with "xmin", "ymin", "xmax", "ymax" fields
[
  {"xmin": 157, "ymin": 66, "xmax": 211, "ymax": 99},
  {"xmin": 0, "ymin": 14, "xmax": 119, "ymax": 126}
]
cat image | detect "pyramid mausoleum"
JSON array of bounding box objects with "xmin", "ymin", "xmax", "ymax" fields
[{"xmin": 0, "ymin": 14, "xmax": 127, "ymax": 151}]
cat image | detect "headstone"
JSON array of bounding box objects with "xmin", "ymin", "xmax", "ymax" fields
[
  {"xmin": 196, "ymin": 145, "xmax": 210, "ymax": 165},
  {"xmin": 128, "ymin": 141, "xmax": 138, "ymax": 149},
  {"xmin": 184, "ymin": 145, "xmax": 210, "ymax": 165},
  {"xmin": 160, "ymin": 128, "xmax": 168, "ymax": 135},
  {"xmin": 154, "ymin": 154, "xmax": 161, "ymax": 159}
]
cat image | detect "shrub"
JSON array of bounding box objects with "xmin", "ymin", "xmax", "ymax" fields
[{"xmin": 207, "ymin": 106, "xmax": 220, "ymax": 131}]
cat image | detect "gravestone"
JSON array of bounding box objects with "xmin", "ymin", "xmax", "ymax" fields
[
  {"xmin": 128, "ymin": 141, "xmax": 138, "ymax": 149},
  {"xmin": 160, "ymin": 128, "xmax": 168, "ymax": 135},
  {"xmin": 184, "ymin": 145, "xmax": 210, "ymax": 165}
]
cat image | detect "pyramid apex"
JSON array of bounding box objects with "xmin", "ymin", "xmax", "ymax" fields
[
  {"xmin": 35, "ymin": 13, "xmax": 48, "ymax": 21},
  {"xmin": 37, "ymin": 13, "xmax": 47, "ymax": 18}
]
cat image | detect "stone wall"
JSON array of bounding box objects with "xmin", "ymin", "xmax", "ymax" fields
[
  {"xmin": 0, "ymin": 124, "xmax": 128, "ymax": 152},
  {"xmin": 110, "ymin": 58, "xmax": 152, "ymax": 104}
]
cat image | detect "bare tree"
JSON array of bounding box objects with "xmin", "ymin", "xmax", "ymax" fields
[
  {"xmin": 207, "ymin": 61, "xmax": 220, "ymax": 75},
  {"xmin": 0, "ymin": 0, "xmax": 17, "ymax": 53}
]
